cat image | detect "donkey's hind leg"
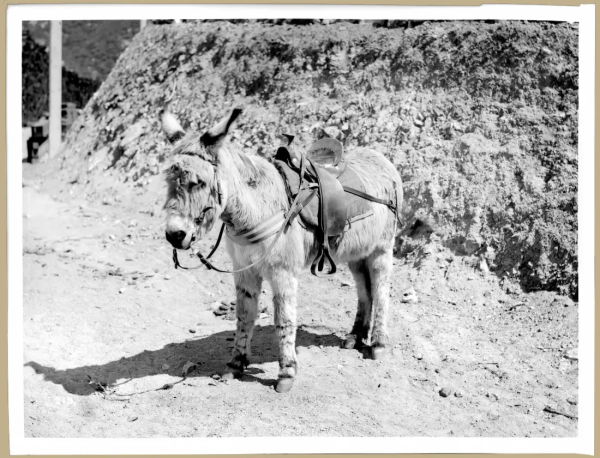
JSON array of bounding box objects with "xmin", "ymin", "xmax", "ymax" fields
[
  {"xmin": 366, "ymin": 246, "xmax": 393, "ymax": 360},
  {"xmin": 223, "ymin": 269, "xmax": 263, "ymax": 379},
  {"xmin": 343, "ymin": 259, "xmax": 372, "ymax": 351},
  {"xmin": 269, "ymin": 270, "xmax": 298, "ymax": 393}
]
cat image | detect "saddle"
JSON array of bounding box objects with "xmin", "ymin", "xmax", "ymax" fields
[{"xmin": 274, "ymin": 138, "xmax": 376, "ymax": 277}]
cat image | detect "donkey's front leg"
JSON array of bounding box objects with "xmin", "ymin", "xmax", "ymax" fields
[
  {"xmin": 269, "ymin": 270, "xmax": 298, "ymax": 393},
  {"xmin": 222, "ymin": 269, "xmax": 262, "ymax": 380}
]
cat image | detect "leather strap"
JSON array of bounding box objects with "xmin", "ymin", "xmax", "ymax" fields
[{"xmin": 342, "ymin": 185, "xmax": 397, "ymax": 214}]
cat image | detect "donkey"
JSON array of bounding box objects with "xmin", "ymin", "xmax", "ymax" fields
[{"xmin": 161, "ymin": 108, "xmax": 403, "ymax": 393}]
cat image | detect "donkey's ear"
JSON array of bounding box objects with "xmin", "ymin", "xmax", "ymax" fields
[
  {"xmin": 161, "ymin": 111, "xmax": 186, "ymax": 144},
  {"xmin": 200, "ymin": 108, "xmax": 243, "ymax": 148}
]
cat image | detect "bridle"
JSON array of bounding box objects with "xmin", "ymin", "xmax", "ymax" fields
[{"xmin": 172, "ymin": 154, "xmax": 311, "ymax": 274}]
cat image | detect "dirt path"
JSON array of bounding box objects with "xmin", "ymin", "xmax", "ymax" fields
[{"xmin": 22, "ymin": 165, "xmax": 578, "ymax": 438}]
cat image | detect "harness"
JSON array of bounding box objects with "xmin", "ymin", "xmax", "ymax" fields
[{"xmin": 172, "ymin": 140, "xmax": 398, "ymax": 276}]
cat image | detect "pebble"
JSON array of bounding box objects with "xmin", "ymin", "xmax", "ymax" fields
[
  {"xmin": 414, "ymin": 352, "xmax": 424, "ymax": 360},
  {"xmin": 129, "ymin": 219, "xmax": 138, "ymax": 227},
  {"xmin": 161, "ymin": 364, "xmax": 170, "ymax": 371},
  {"xmin": 340, "ymin": 280, "xmax": 351, "ymax": 287},
  {"xmin": 189, "ymin": 329, "xmax": 196, "ymax": 333},
  {"xmin": 127, "ymin": 415, "xmax": 138, "ymax": 422},
  {"xmin": 454, "ymin": 390, "xmax": 463, "ymax": 398},
  {"xmin": 401, "ymin": 287, "xmax": 418, "ymax": 303},
  {"xmin": 487, "ymin": 393, "xmax": 499, "ymax": 401},
  {"xmin": 118, "ymin": 288, "xmax": 126, "ymax": 294},
  {"xmin": 211, "ymin": 374, "xmax": 221, "ymax": 380},
  {"xmin": 565, "ymin": 348, "xmax": 578, "ymax": 360},
  {"xmin": 181, "ymin": 361, "xmax": 196, "ymax": 376},
  {"xmin": 109, "ymin": 234, "xmax": 116, "ymax": 241},
  {"xmin": 164, "ymin": 274, "xmax": 171, "ymax": 280},
  {"xmin": 567, "ymin": 397, "xmax": 578, "ymax": 406},
  {"xmin": 439, "ymin": 387, "xmax": 452, "ymax": 398},
  {"xmin": 213, "ymin": 309, "xmax": 227, "ymax": 316}
]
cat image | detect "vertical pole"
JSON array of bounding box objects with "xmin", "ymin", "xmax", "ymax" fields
[
  {"xmin": 140, "ymin": 20, "xmax": 147, "ymax": 29},
  {"xmin": 49, "ymin": 20, "xmax": 62, "ymax": 158}
]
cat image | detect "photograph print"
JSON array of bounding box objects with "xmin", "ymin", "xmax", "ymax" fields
[{"xmin": 13, "ymin": 4, "xmax": 592, "ymax": 454}]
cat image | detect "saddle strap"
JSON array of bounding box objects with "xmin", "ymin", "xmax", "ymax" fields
[{"xmin": 342, "ymin": 186, "xmax": 398, "ymax": 214}]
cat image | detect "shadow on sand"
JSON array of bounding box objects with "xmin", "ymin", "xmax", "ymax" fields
[{"xmin": 25, "ymin": 325, "xmax": 344, "ymax": 395}]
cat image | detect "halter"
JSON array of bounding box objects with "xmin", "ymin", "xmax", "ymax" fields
[{"xmin": 172, "ymin": 155, "xmax": 312, "ymax": 273}]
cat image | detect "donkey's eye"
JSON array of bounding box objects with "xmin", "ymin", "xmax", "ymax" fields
[{"xmin": 189, "ymin": 180, "xmax": 205, "ymax": 190}]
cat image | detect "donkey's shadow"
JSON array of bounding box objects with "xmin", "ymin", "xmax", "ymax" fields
[{"xmin": 25, "ymin": 325, "xmax": 343, "ymax": 395}]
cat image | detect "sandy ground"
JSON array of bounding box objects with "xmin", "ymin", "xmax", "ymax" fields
[{"xmin": 22, "ymin": 162, "xmax": 578, "ymax": 438}]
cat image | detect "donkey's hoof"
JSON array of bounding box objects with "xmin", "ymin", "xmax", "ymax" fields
[
  {"xmin": 342, "ymin": 335, "xmax": 357, "ymax": 350},
  {"xmin": 275, "ymin": 377, "xmax": 294, "ymax": 393},
  {"xmin": 222, "ymin": 369, "xmax": 242, "ymax": 380},
  {"xmin": 371, "ymin": 346, "xmax": 386, "ymax": 360}
]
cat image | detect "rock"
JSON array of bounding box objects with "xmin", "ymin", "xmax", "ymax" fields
[
  {"xmin": 414, "ymin": 352, "xmax": 424, "ymax": 360},
  {"xmin": 565, "ymin": 348, "xmax": 578, "ymax": 360},
  {"xmin": 108, "ymin": 234, "xmax": 116, "ymax": 241},
  {"xmin": 164, "ymin": 274, "xmax": 171, "ymax": 280},
  {"xmin": 161, "ymin": 364, "xmax": 170, "ymax": 371},
  {"xmin": 340, "ymin": 280, "xmax": 351, "ymax": 287},
  {"xmin": 454, "ymin": 390, "xmax": 463, "ymax": 398},
  {"xmin": 211, "ymin": 374, "xmax": 221, "ymax": 380},
  {"xmin": 439, "ymin": 387, "xmax": 452, "ymax": 397},
  {"xmin": 486, "ymin": 393, "xmax": 499, "ymax": 401},
  {"xmin": 213, "ymin": 309, "xmax": 227, "ymax": 316},
  {"xmin": 402, "ymin": 287, "xmax": 418, "ymax": 303},
  {"xmin": 128, "ymin": 219, "xmax": 138, "ymax": 227},
  {"xmin": 120, "ymin": 121, "xmax": 146, "ymax": 149},
  {"xmin": 181, "ymin": 361, "xmax": 197, "ymax": 376},
  {"xmin": 118, "ymin": 288, "xmax": 126, "ymax": 294},
  {"xmin": 567, "ymin": 396, "xmax": 578, "ymax": 406},
  {"xmin": 189, "ymin": 329, "xmax": 196, "ymax": 333},
  {"xmin": 479, "ymin": 258, "xmax": 489, "ymax": 273},
  {"xmin": 127, "ymin": 415, "xmax": 138, "ymax": 422},
  {"xmin": 219, "ymin": 302, "xmax": 230, "ymax": 311}
]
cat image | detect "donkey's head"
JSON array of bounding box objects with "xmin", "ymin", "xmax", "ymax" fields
[{"xmin": 161, "ymin": 108, "xmax": 242, "ymax": 250}]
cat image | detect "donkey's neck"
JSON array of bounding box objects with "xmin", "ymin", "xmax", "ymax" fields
[{"xmin": 218, "ymin": 146, "xmax": 287, "ymax": 232}]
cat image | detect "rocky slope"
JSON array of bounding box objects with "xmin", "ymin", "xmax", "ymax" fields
[{"xmin": 51, "ymin": 20, "xmax": 578, "ymax": 298}]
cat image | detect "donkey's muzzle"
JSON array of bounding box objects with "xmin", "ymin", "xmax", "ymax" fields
[{"xmin": 165, "ymin": 230, "xmax": 188, "ymax": 249}]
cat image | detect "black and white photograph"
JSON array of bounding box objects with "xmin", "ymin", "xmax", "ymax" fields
[{"xmin": 9, "ymin": 3, "xmax": 594, "ymax": 455}]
